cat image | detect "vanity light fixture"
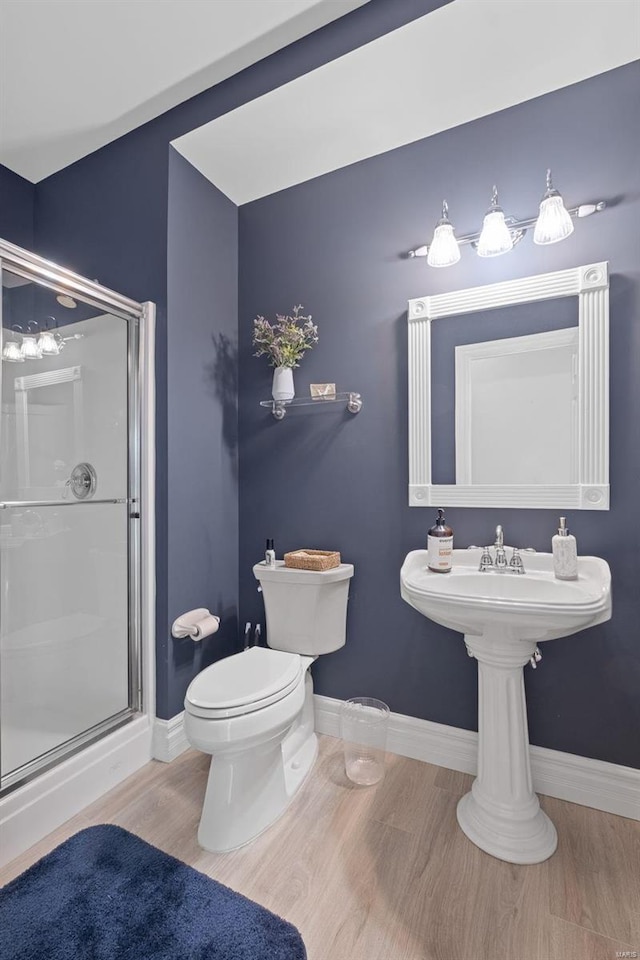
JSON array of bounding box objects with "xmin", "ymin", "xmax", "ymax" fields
[
  {"xmin": 408, "ymin": 172, "xmax": 606, "ymax": 265},
  {"xmin": 476, "ymin": 186, "xmax": 514, "ymax": 258},
  {"xmin": 427, "ymin": 200, "xmax": 461, "ymax": 267},
  {"xmin": 533, "ymin": 169, "xmax": 574, "ymax": 245},
  {"xmin": 1, "ymin": 319, "xmax": 70, "ymax": 362}
]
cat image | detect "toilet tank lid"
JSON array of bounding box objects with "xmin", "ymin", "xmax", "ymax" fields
[{"xmin": 253, "ymin": 560, "xmax": 354, "ymax": 584}]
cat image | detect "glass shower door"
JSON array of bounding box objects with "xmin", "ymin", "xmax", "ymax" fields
[{"xmin": 0, "ymin": 266, "xmax": 140, "ymax": 791}]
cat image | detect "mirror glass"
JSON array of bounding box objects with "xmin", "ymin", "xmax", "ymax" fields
[
  {"xmin": 407, "ymin": 262, "xmax": 609, "ymax": 510},
  {"xmin": 431, "ymin": 297, "xmax": 578, "ymax": 485}
]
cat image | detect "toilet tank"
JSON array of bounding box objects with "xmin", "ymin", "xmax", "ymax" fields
[{"xmin": 253, "ymin": 561, "xmax": 354, "ymax": 655}]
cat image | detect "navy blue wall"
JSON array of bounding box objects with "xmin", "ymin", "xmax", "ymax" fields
[
  {"xmin": 24, "ymin": 0, "xmax": 443, "ymax": 720},
  {"xmin": 238, "ymin": 62, "xmax": 640, "ymax": 769},
  {"xmin": 0, "ymin": 164, "xmax": 35, "ymax": 249},
  {"xmin": 165, "ymin": 149, "xmax": 239, "ymax": 718}
]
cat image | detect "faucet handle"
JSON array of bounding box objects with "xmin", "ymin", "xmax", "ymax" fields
[
  {"xmin": 494, "ymin": 546, "xmax": 508, "ymax": 571},
  {"xmin": 479, "ymin": 547, "xmax": 494, "ymax": 572},
  {"xmin": 509, "ymin": 547, "xmax": 525, "ymax": 574}
]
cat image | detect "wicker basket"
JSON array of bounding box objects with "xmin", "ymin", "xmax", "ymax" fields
[{"xmin": 284, "ymin": 549, "xmax": 341, "ymax": 572}]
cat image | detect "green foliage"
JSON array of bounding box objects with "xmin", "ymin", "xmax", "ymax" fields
[{"xmin": 252, "ymin": 305, "xmax": 318, "ymax": 368}]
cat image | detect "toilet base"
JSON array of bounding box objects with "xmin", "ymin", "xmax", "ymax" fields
[
  {"xmin": 194, "ymin": 673, "xmax": 318, "ymax": 853},
  {"xmin": 197, "ymin": 729, "xmax": 317, "ymax": 853}
]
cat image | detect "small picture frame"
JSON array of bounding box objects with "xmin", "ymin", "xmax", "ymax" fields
[{"xmin": 310, "ymin": 383, "xmax": 336, "ymax": 400}]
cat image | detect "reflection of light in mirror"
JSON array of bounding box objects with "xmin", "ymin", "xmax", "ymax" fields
[
  {"xmin": 2, "ymin": 339, "xmax": 24, "ymax": 363},
  {"xmin": 20, "ymin": 334, "xmax": 42, "ymax": 360},
  {"xmin": 38, "ymin": 330, "xmax": 61, "ymax": 356}
]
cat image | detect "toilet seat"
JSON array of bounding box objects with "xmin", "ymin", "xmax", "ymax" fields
[{"xmin": 185, "ymin": 646, "xmax": 303, "ymax": 719}]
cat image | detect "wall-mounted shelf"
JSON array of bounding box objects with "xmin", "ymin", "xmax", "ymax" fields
[{"xmin": 260, "ymin": 391, "xmax": 363, "ymax": 421}]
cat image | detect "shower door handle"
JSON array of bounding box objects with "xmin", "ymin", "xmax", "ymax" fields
[{"xmin": 0, "ymin": 498, "xmax": 134, "ymax": 509}]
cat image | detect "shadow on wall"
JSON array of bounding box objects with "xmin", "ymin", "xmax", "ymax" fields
[{"xmin": 204, "ymin": 331, "xmax": 238, "ymax": 473}]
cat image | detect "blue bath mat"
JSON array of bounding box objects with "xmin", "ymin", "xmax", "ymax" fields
[{"xmin": 0, "ymin": 825, "xmax": 306, "ymax": 960}]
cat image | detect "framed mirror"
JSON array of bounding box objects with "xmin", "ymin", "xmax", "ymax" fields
[{"xmin": 407, "ymin": 262, "xmax": 609, "ymax": 509}]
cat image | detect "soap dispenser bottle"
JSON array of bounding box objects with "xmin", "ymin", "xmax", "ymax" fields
[
  {"xmin": 552, "ymin": 517, "xmax": 578, "ymax": 580},
  {"xmin": 427, "ymin": 508, "xmax": 453, "ymax": 573},
  {"xmin": 264, "ymin": 539, "xmax": 276, "ymax": 567}
]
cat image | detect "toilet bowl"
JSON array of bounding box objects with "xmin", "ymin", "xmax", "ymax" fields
[
  {"xmin": 184, "ymin": 646, "xmax": 317, "ymax": 852},
  {"xmin": 184, "ymin": 560, "xmax": 354, "ymax": 852}
]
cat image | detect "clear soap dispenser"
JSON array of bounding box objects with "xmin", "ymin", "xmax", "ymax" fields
[{"xmin": 552, "ymin": 517, "xmax": 578, "ymax": 580}]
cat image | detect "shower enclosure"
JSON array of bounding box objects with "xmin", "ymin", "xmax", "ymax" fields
[{"xmin": 0, "ymin": 239, "xmax": 154, "ymax": 799}]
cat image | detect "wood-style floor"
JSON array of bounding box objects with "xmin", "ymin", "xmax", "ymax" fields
[{"xmin": 2, "ymin": 736, "xmax": 638, "ymax": 960}]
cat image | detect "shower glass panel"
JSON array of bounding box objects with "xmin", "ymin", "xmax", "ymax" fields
[{"xmin": 0, "ymin": 265, "xmax": 140, "ymax": 791}]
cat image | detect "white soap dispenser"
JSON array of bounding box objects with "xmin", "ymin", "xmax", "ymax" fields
[{"xmin": 552, "ymin": 517, "xmax": 578, "ymax": 580}]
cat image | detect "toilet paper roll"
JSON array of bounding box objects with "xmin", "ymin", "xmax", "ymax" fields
[
  {"xmin": 171, "ymin": 608, "xmax": 220, "ymax": 642},
  {"xmin": 191, "ymin": 615, "xmax": 220, "ymax": 641}
]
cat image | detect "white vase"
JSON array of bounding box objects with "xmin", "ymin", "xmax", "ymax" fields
[{"xmin": 272, "ymin": 366, "xmax": 295, "ymax": 401}]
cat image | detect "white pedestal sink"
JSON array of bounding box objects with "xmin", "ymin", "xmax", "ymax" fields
[{"xmin": 400, "ymin": 548, "xmax": 611, "ymax": 864}]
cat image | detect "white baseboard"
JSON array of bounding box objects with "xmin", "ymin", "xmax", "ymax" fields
[
  {"xmin": 314, "ymin": 695, "xmax": 640, "ymax": 821},
  {"xmin": 0, "ymin": 716, "xmax": 152, "ymax": 867},
  {"xmin": 152, "ymin": 711, "xmax": 189, "ymax": 762}
]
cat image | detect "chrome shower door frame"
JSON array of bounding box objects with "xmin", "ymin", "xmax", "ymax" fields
[{"xmin": 0, "ymin": 238, "xmax": 154, "ymax": 794}]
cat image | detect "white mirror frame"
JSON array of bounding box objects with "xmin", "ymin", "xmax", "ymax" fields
[{"xmin": 407, "ymin": 261, "xmax": 609, "ymax": 510}]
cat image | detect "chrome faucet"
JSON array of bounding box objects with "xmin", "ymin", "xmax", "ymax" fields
[
  {"xmin": 477, "ymin": 525, "xmax": 527, "ymax": 574},
  {"xmin": 494, "ymin": 525, "xmax": 508, "ymax": 571}
]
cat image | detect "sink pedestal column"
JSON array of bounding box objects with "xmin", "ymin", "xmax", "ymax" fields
[{"xmin": 457, "ymin": 632, "xmax": 557, "ymax": 864}]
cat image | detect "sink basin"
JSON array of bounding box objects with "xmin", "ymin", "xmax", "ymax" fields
[
  {"xmin": 400, "ymin": 546, "xmax": 612, "ymax": 865},
  {"xmin": 401, "ymin": 548, "xmax": 611, "ymax": 641}
]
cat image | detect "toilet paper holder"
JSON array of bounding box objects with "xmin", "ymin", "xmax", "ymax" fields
[{"xmin": 171, "ymin": 608, "xmax": 220, "ymax": 642}]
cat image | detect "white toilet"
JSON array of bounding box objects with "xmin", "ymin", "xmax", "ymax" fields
[{"xmin": 184, "ymin": 559, "xmax": 354, "ymax": 852}]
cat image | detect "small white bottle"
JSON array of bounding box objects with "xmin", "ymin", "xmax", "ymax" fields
[
  {"xmin": 552, "ymin": 517, "xmax": 578, "ymax": 580},
  {"xmin": 264, "ymin": 538, "xmax": 276, "ymax": 567}
]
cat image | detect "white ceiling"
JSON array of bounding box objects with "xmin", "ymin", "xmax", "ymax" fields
[
  {"xmin": 0, "ymin": 0, "xmax": 370, "ymax": 183},
  {"xmin": 174, "ymin": 0, "xmax": 640, "ymax": 205}
]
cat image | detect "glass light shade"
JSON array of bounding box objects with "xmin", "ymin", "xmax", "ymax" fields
[
  {"xmin": 534, "ymin": 194, "xmax": 574, "ymax": 245},
  {"xmin": 477, "ymin": 209, "xmax": 514, "ymax": 257},
  {"xmin": 21, "ymin": 335, "xmax": 43, "ymax": 360},
  {"xmin": 2, "ymin": 340, "xmax": 25, "ymax": 362},
  {"xmin": 38, "ymin": 329, "xmax": 61, "ymax": 355},
  {"xmin": 427, "ymin": 223, "xmax": 461, "ymax": 267}
]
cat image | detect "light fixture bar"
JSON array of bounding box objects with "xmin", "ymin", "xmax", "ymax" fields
[{"xmin": 408, "ymin": 200, "xmax": 606, "ymax": 258}]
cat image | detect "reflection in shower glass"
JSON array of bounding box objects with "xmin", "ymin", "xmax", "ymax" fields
[{"xmin": 1, "ymin": 269, "xmax": 133, "ymax": 786}]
